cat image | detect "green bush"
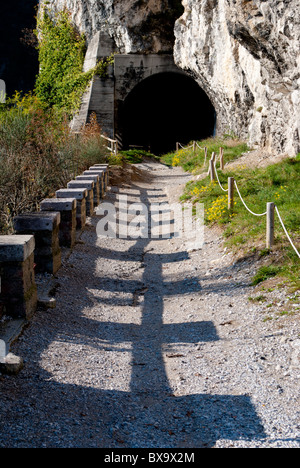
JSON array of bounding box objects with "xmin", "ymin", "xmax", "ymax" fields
[
  {"xmin": 251, "ymin": 266, "xmax": 282, "ymax": 285},
  {"xmin": 0, "ymin": 95, "xmax": 107, "ymax": 233},
  {"xmin": 35, "ymin": 8, "xmax": 114, "ymax": 116},
  {"xmin": 119, "ymin": 149, "xmax": 159, "ymax": 164},
  {"xmin": 0, "ymin": 9, "xmax": 113, "ymax": 234}
]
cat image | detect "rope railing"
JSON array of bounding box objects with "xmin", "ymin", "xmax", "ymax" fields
[
  {"xmin": 177, "ymin": 142, "xmax": 194, "ymax": 150},
  {"xmin": 213, "ymin": 159, "xmax": 228, "ymax": 193},
  {"xmin": 205, "ymin": 148, "xmax": 300, "ymax": 256},
  {"xmin": 233, "ymin": 180, "xmax": 267, "ymax": 217},
  {"xmin": 176, "ymin": 141, "xmax": 209, "ymax": 169},
  {"xmin": 196, "ymin": 142, "xmax": 205, "ymax": 150},
  {"xmin": 275, "ymin": 206, "xmax": 300, "ymax": 258},
  {"xmin": 176, "ymin": 141, "xmax": 205, "ymax": 151}
]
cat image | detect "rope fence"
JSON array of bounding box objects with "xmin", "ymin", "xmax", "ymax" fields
[
  {"xmin": 73, "ymin": 134, "xmax": 299, "ymax": 257},
  {"xmin": 176, "ymin": 140, "xmax": 299, "ymax": 257},
  {"xmin": 275, "ymin": 206, "xmax": 300, "ymax": 259},
  {"xmin": 206, "ymin": 149, "xmax": 300, "ymax": 256},
  {"xmin": 214, "ymin": 167, "xmax": 228, "ymax": 193},
  {"xmin": 233, "ymin": 180, "xmax": 267, "ymax": 217}
]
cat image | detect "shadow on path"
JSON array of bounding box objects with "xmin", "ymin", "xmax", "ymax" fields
[{"xmin": 0, "ymin": 176, "xmax": 267, "ymax": 448}]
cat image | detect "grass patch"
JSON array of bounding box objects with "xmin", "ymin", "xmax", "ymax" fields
[
  {"xmin": 251, "ymin": 266, "xmax": 282, "ymax": 286},
  {"xmin": 248, "ymin": 295, "xmax": 267, "ymax": 302},
  {"xmin": 160, "ymin": 136, "xmax": 249, "ymax": 173},
  {"xmin": 119, "ymin": 149, "xmax": 159, "ymax": 164},
  {"xmin": 164, "ymin": 138, "xmax": 300, "ymax": 288}
]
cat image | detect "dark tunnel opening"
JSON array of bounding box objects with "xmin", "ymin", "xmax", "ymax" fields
[{"xmin": 120, "ymin": 72, "xmax": 216, "ymax": 155}]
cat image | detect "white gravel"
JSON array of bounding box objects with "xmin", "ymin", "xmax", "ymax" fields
[{"xmin": 0, "ymin": 161, "xmax": 299, "ymax": 448}]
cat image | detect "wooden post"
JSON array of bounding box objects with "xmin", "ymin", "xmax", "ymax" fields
[
  {"xmin": 220, "ymin": 147, "xmax": 224, "ymax": 170},
  {"xmin": 209, "ymin": 159, "xmax": 216, "ymax": 182},
  {"xmin": 204, "ymin": 147, "xmax": 208, "ymax": 163},
  {"xmin": 266, "ymin": 202, "xmax": 275, "ymax": 249},
  {"xmin": 176, "ymin": 142, "xmax": 179, "ymax": 152},
  {"xmin": 193, "ymin": 141, "xmax": 196, "ymax": 153},
  {"xmin": 228, "ymin": 177, "xmax": 235, "ymax": 210}
]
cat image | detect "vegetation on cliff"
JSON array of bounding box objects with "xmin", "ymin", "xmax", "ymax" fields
[
  {"xmin": 35, "ymin": 8, "xmax": 114, "ymax": 116},
  {"xmin": 0, "ymin": 9, "xmax": 117, "ymax": 234}
]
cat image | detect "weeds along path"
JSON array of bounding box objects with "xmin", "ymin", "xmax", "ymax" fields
[{"xmin": 0, "ymin": 161, "xmax": 299, "ymax": 448}]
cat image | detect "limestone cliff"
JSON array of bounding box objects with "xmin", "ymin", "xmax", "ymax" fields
[
  {"xmin": 174, "ymin": 0, "xmax": 300, "ymax": 156},
  {"xmin": 39, "ymin": 0, "xmax": 300, "ymax": 156},
  {"xmin": 39, "ymin": 0, "xmax": 183, "ymax": 53}
]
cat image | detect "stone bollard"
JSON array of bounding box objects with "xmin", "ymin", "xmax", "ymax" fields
[
  {"xmin": 93, "ymin": 164, "xmax": 109, "ymax": 172},
  {"xmin": 83, "ymin": 170, "xmax": 105, "ymax": 198},
  {"xmin": 40, "ymin": 198, "xmax": 77, "ymax": 249},
  {"xmin": 67, "ymin": 180, "xmax": 95, "ymax": 217},
  {"xmin": 56, "ymin": 188, "xmax": 88, "ymax": 230},
  {"xmin": 13, "ymin": 212, "xmax": 61, "ymax": 275},
  {"xmin": 89, "ymin": 166, "xmax": 109, "ymax": 191},
  {"xmin": 76, "ymin": 174, "xmax": 100, "ymax": 207},
  {"xmin": 0, "ymin": 235, "xmax": 37, "ymax": 319},
  {"xmin": 90, "ymin": 166, "xmax": 109, "ymax": 188}
]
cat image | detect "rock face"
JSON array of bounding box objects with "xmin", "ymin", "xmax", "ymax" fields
[
  {"xmin": 39, "ymin": 0, "xmax": 183, "ymax": 53},
  {"xmin": 174, "ymin": 0, "xmax": 300, "ymax": 156},
  {"xmin": 40, "ymin": 0, "xmax": 300, "ymax": 156}
]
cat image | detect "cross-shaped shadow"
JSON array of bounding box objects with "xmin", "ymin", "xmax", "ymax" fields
[
  {"xmin": 0, "ymin": 178, "xmax": 267, "ymax": 448},
  {"xmin": 80, "ymin": 183, "xmax": 267, "ymax": 447}
]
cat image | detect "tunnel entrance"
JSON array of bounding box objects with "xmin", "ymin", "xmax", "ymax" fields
[{"xmin": 120, "ymin": 72, "xmax": 216, "ymax": 155}]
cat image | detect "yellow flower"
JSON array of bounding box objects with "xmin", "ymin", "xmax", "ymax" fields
[
  {"xmin": 206, "ymin": 195, "xmax": 228, "ymax": 222},
  {"xmin": 172, "ymin": 155, "xmax": 180, "ymax": 167}
]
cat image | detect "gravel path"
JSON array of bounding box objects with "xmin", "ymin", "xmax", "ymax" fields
[{"xmin": 0, "ymin": 161, "xmax": 299, "ymax": 448}]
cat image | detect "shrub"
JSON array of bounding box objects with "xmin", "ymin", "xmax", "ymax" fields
[
  {"xmin": 0, "ymin": 9, "xmax": 113, "ymax": 233},
  {"xmin": 0, "ymin": 95, "xmax": 107, "ymax": 233},
  {"xmin": 251, "ymin": 266, "xmax": 282, "ymax": 286}
]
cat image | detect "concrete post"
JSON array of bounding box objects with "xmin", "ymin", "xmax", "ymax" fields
[
  {"xmin": 67, "ymin": 180, "xmax": 95, "ymax": 217},
  {"xmin": 220, "ymin": 147, "xmax": 224, "ymax": 170},
  {"xmin": 204, "ymin": 147, "xmax": 208, "ymax": 164},
  {"xmin": 0, "ymin": 235, "xmax": 37, "ymax": 320},
  {"xmin": 83, "ymin": 170, "xmax": 105, "ymax": 198},
  {"xmin": 89, "ymin": 166, "xmax": 109, "ymax": 190},
  {"xmin": 209, "ymin": 159, "xmax": 216, "ymax": 182},
  {"xmin": 40, "ymin": 198, "xmax": 77, "ymax": 249},
  {"xmin": 266, "ymin": 202, "xmax": 275, "ymax": 249},
  {"xmin": 76, "ymin": 174, "xmax": 100, "ymax": 207},
  {"xmin": 56, "ymin": 188, "xmax": 88, "ymax": 230},
  {"xmin": 13, "ymin": 213, "xmax": 61, "ymax": 275},
  {"xmin": 228, "ymin": 177, "xmax": 235, "ymax": 211}
]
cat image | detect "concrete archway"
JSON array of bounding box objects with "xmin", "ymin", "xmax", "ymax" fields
[
  {"xmin": 120, "ymin": 71, "xmax": 216, "ymax": 155},
  {"xmin": 72, "ymin": 49, "xmax": 216, "ymax": 150}
]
